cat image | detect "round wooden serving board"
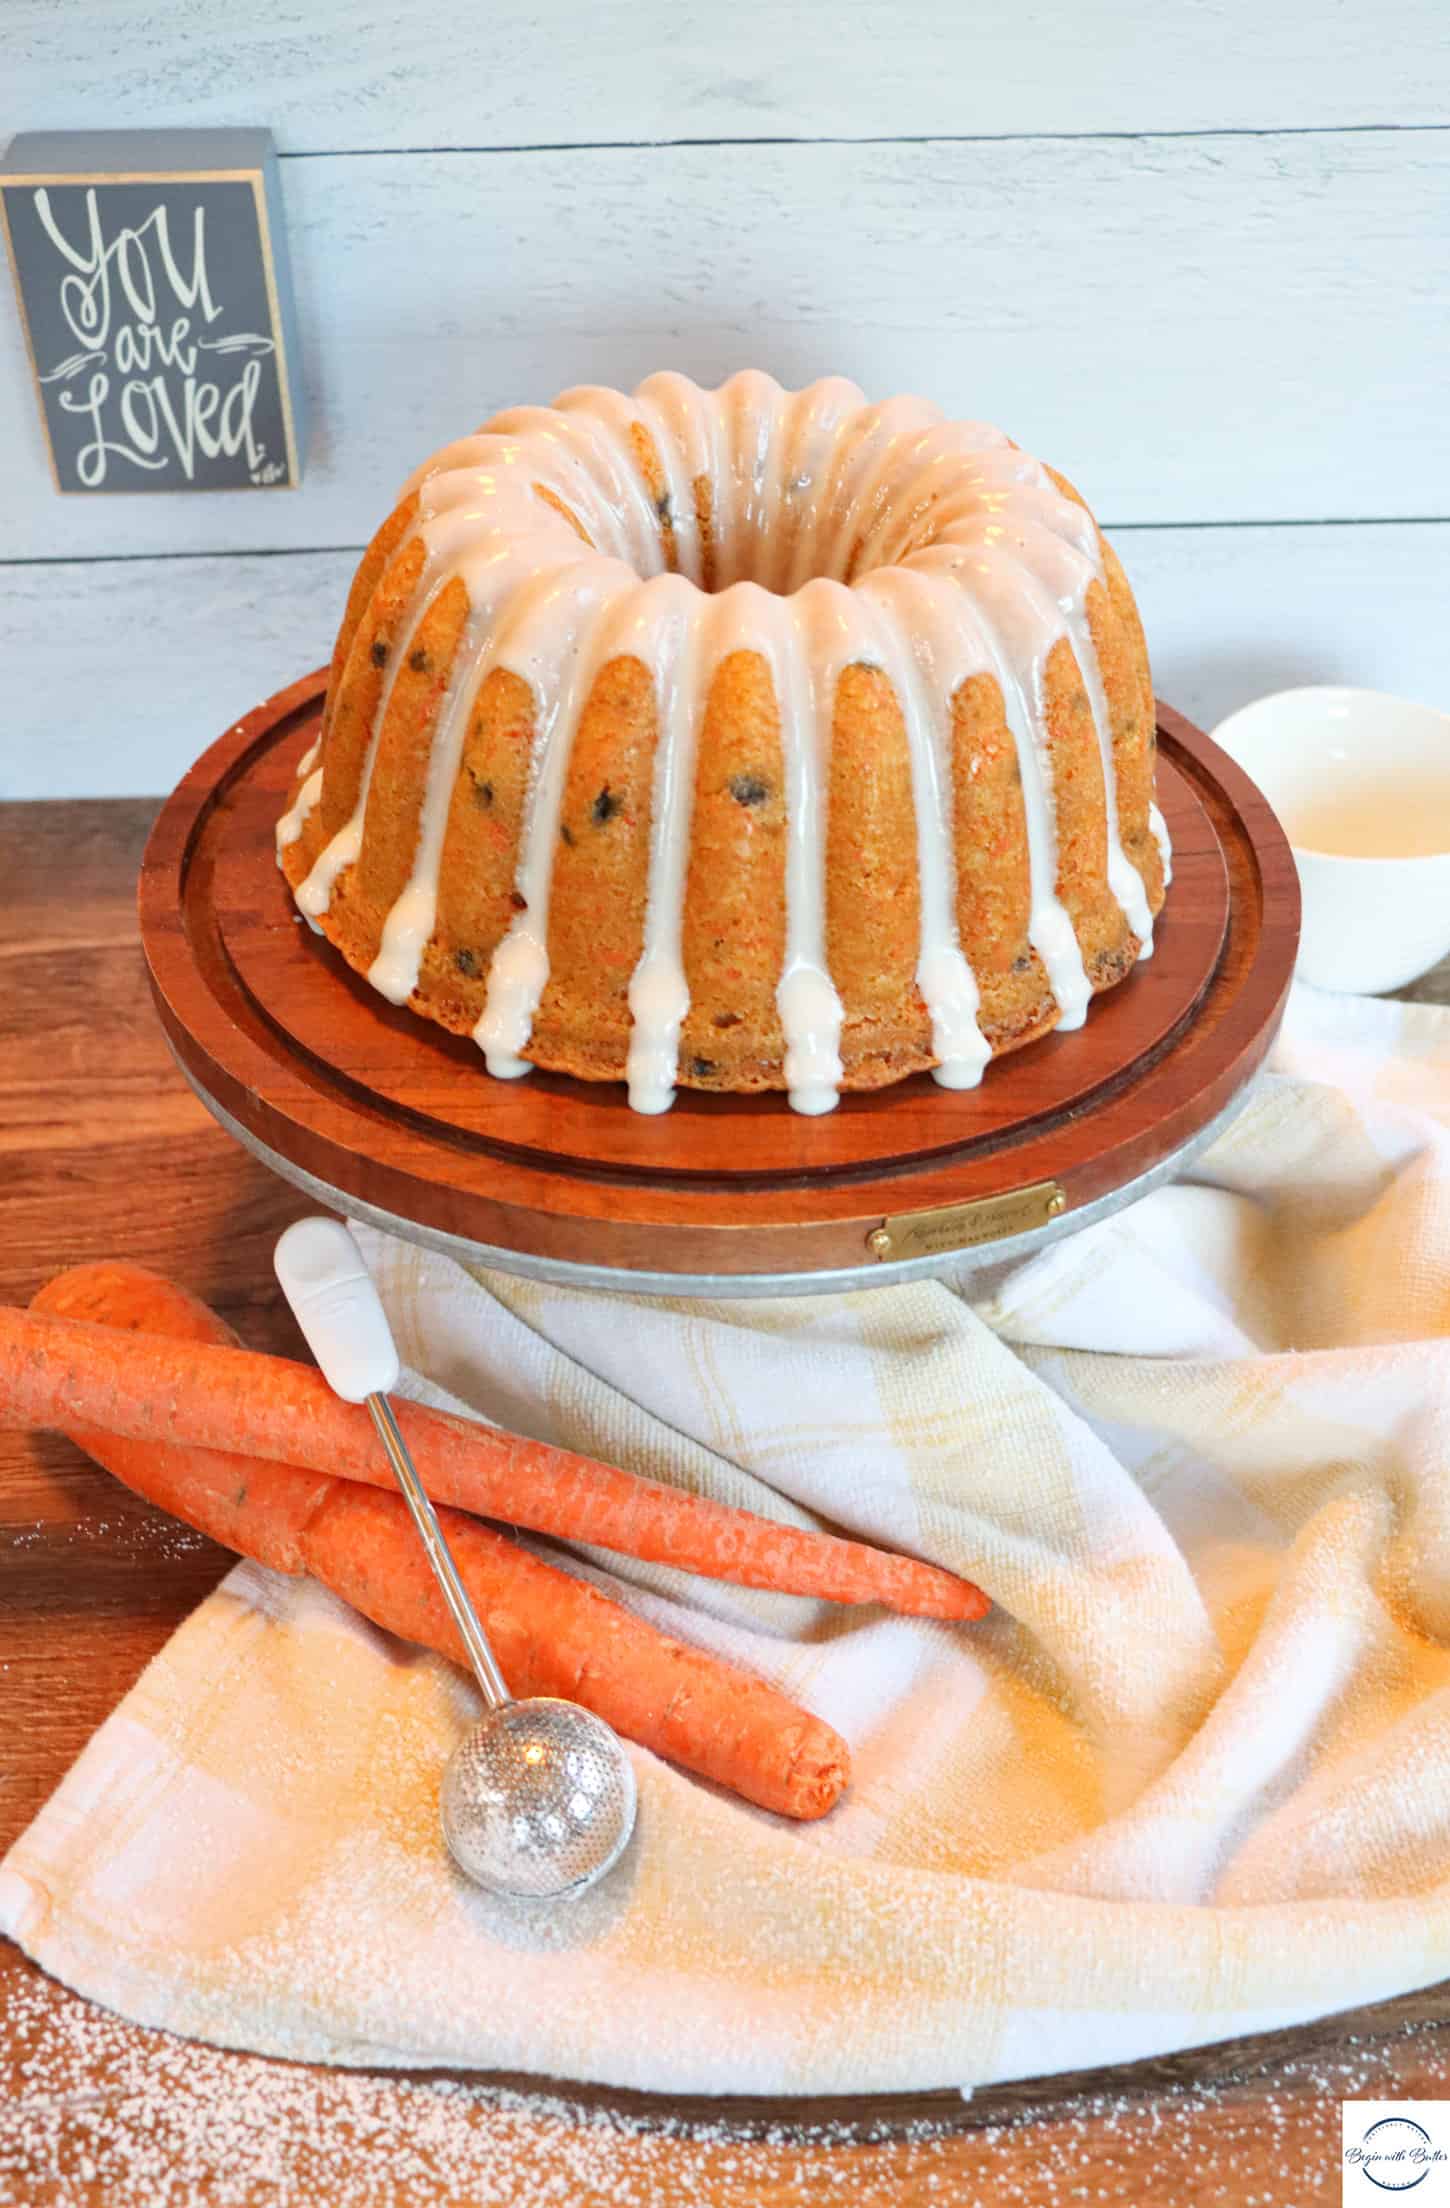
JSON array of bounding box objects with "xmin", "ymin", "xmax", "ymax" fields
[{"xmin": 139, "ymin": 671, "xmax": 1299, "ymax": 1294}]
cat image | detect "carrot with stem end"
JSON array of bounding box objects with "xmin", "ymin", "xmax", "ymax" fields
[
  {"xmin": 29, "ymin": 1262, "xmax": 848, "ymax": 1819},
  {"xmin": 1, "ymin": 1296, "xmax": 988, "ymax": 1621}
]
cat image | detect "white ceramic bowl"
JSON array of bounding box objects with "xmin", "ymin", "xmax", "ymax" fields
[{"xmin": 1209, "ymin": 686, "xmax": 1450, "ymax": 995}]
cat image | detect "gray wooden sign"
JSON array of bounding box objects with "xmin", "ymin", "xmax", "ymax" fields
[{"xmin": 1, "ymin": 128, "xmax": 306, "ymax": 493}]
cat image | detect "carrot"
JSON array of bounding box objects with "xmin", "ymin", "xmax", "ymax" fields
[
  {"xmin": 1, "ymin": 1297, "xmax": 988, "ymax": 1621},
  {"xmin": 30, "ymin": 1263, "xmax": 848, "ymax": 1819}
]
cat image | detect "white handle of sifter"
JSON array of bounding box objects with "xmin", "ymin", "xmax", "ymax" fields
[
  {"xmin": 273, "ymin": 1215, "xmax": 512, "ymax": 1711},
  {"xmin": 273, "ymin": 1215, "xmax": 400, "ymax": 1404}
]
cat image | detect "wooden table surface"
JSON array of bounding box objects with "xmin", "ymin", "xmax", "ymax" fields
[{"xmin": 3, "ymin": 795, "xmax": 1449, "ymax": 2206}]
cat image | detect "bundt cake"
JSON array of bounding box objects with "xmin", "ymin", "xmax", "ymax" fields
[{"xmin": 277, "ymin": 370, "xmax": 1171, "ymax": 1115}]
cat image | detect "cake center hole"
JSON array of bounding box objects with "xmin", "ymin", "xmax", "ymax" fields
[
  {"xmin": 653, "ymin": 469, "xmax": 870, "ymax": 596},
  {"xmin": 541, "ymin": 465, "xmax": 898, "ymax": 596}
]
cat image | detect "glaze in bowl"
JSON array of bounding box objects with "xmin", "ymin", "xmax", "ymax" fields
[{"xmin": 1210, "ymin": 685, "xmax": 1450, "ymax": 994}]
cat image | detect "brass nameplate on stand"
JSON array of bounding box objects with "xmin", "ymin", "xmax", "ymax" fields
[{"xmin": 867, "ymin": 1182, "xmax": 1067, "ymax": 1262}]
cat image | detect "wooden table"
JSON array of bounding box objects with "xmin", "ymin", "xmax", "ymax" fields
[{"xmin": 3, "ymin": 796, "xmax": 1449, "ymax": 2206}]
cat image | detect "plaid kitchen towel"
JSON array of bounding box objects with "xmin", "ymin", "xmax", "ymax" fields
[{"xmin": 4, "ymin": 983, "xmax": 1450, "ymax": 2094}]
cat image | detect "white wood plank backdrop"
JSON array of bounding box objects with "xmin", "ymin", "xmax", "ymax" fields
[
  {"xmin": 6, "ymin": 133, "xmax": 1450, "ymax": 560},
  {"xmin": 3, "ymin": 0, "xmax": 1448, "ymax": 796},
  {"xmin": 13, "ymin": 0, "xmax": 1450, "ymax": 146}
]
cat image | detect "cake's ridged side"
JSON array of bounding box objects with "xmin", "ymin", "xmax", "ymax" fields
[
  {"xmin": 693, "ymin": 472, "xmax": 717, "ymax": 595},
  {"xmin": 1040, "ymin": 632, "xmax": 1134, "ymax": 986},
  {"xmin": 351, "ymin": 576, "xmax": 472, "ymax": 930},
  {"xmin": 534, "ymin": 656, "xmax": 660, "ymax": 1077},
  {"xmin": 825, "ymin": 664, "xmax": 932, "ymax": 1081},
  {"xmin": 627, "ymin": 424, "xmax": 679, "ymax": 575},
  {"xmin": 1099, "ymin": 536, "xmax": 1156, "ymax": 732},
  {"xmin": 949, "ymin": 672, "xmax": 1056, "ymax": 1051},
  {"xmin": 1044, "ymin": 465, "xmax": 1163, "ymax": 930},
  {"xmin": 533, "ymin": 485, "xmax": 594, "ymax": 546},
  {"xmin": 319, "ymin": 535, "xmax": 429, "ymax": 843},
  {"xmin": 421, "ymin": 667, "xmax": 538, "ymax": 1027},
  {"xmin": 677, "ymin": 650, "xmax": 789, "ymax": 1088},
  {"xmin": 321, "ymin": 495, "xmax": 421, "ymax": 744},
  {"xmin": 1097, "ymin": 539, "xmax": 1165, "ymax": 911}
]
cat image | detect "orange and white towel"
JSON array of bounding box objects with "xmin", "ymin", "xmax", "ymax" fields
[{"xmin": 3, "ymin": 984, "xmax": 1449, "ymax": 2094}]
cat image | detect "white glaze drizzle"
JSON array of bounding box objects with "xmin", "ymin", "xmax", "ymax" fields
[
  {"xmin": 625, "ymin": 576, "xmax": 708, "ymax": 1113},
  {"xmin": 473, "ymin": 563, "xmax": 639, "ymax": 1074},
  {"xmin": 910, "ymin": 532, "xmax": 1094, "ymax": 1029},
  {"xmin": 765, "ymin": 579, "xmax": 846, "ymax": 1115},
  {"xmin": 278, "ymin": 373, "xmax": 1168, "ymax": 1112},
  {"xmin": 860, "ymin": 566, "xmax": 992, "ymax": 1089},
  {"xmin": 275, "ymin": 768, "xmax": 321, "ymax": 853},
  {"xmin": 291, "ymin": 578, "xmax": 442, "ymax": 921},
  {"xmin": 988, "ymin": 502, "xmax": 1157, "ymax": 956},
  {"xmin": 368, "ymin": 556, "xmax": 622, "ymax": 1010},
  {"xmin": 274, "ymin": 735, "xmax": 325, "ymax": 862},
  {"xmin": 1150, "ymin": 801, "xmax": 1173, "ymax": 886}
]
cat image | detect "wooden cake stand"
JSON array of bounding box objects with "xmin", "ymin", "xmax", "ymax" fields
[{"xmin": 139, "ymin": 671, "xmax": 1299, "ymax": 1296}]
